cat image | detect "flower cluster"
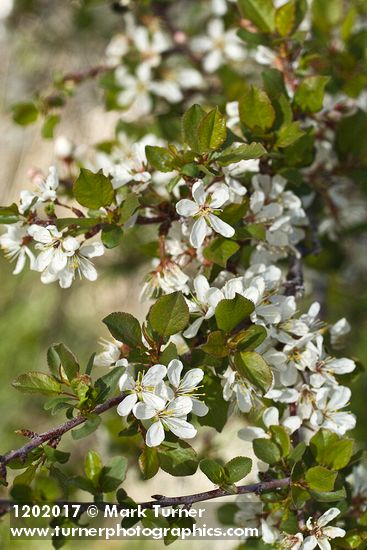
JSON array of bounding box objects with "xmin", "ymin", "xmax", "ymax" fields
[
  {"xmin": 2, "ymin": 0, "xmax": 367, "ymax": 547},
  {"xmin": 116, "ymin": 359, "xmax": 207, "ymax": 447}
]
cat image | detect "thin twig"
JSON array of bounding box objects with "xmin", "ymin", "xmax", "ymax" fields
[
  {"xmin": 0, "ymin": 477, "xmax": 290, "ymax": 516},
  {"xmin": 0, "ymin": 394, "xmax": 125, "ymax": 474}
]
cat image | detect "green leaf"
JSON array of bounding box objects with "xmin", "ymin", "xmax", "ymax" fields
[
  {"xmin": 158, "ymin": 441, "xmax": 198, "ymax": 477},
  {"xmin": 312, "ymin": 0, "xmax": 343, "ymax": 32},
  {"xmin": 47, "ymin": 346, "xmax": 61, "ymax": 379},
  {"xmin": 216, "ymin": 142, "xmax": 266, "ymax": 166},
  {"xmin": 71, "ymin": 415, "xmax": 101, "ymax": 440},
  {"xmin": 238, "ymin": 0, "xmax": 276, "ymax": 32},
  {"xmin": 305, "ymin": 466, "xmax": 337, "ymax": 492},
  {"xmin": 159, "ymin": 342, "xmax": 178, "ymax": 365},
  {"xmin": 101, "ymin": 225, "xmax": 123, "ymax": 249},
  {"xmin": 224, "ymin": 456, "xmax": 252, "ymax": 483},
  {"xmin": 52, "ymin": 343, "xmax": 79, "ymax": 381},
  {"xmin": 54, "ymin": 217, "xmax": 98, "ymax": 231},
  {"xmin": 119, "ymin": 192, "xmax": 140, "ymax": 225},
  {"xmin": 220, "ymin": 201, "xmax": 249, "ymax": 224},
  {"xmin": 13, "ymin": 465, "xmax": 38, "ymax": 487},
  {"xmin": 228, "ymin": 325, "xmax": 267, "ymax": 351},
  {"xmin": 149, "ymin": 291, "xmax": 189, "ymax": 337},
  {"xmin": 103, "ymin": 312, "xmax": 142, "ymax": 347},
  {"xmin": 276, "ymin": 122, "xmax": 305, "ymax": 148},
  {"xmin": 288, "ymin": 442, "xmax": 306, "ymax": 465},
  {"xmin": 310, "ymin": 487, "xmax": 347, "ymax": 503},
  {"xmin": 270, "ymin": 425, "xmax": 290, "ymax": 457},
  {"xmin": 94, "ymin": 365, "xmax": 126, "ymax": 403},
  {"xmin": 262, "ymin": 69, "xmax": 288, "ymax": 100},
  {"xmin": 145, "ymin": 146, "xmax": 175, "ymax": 172},
  {"xmin": 43, "ymin": 447, "xmax": 70, "ymax": 464},
  {"xmin": 239, "ymin": 86, "xmax": 275, "ymax": 132},
  {"xmin": 0, "ymin": 203, "xmax": 19, "ymax": 224},
  {"xmin": 12, "ymin": 102, "xmax": 39, "ymax": 125},
  {"xmin": 203, "ymin": 237, "xmax": 240, "ymax": 267},
  {"xmin": 202, "ymin": 331, "xmax": 228, "ymax": 358},
  {"xmin": 74, "ymin": 168, "xmax": 114, "ymax": 209},
  {"xmin": 200, "ymin": 459, "xmax": 225, "ymax": 484},
  {"xmin": 275, "ymin": 1, "xmax": 296, "ymax": 36},
  {"xmin": 41, "ymin": 114, "xmax": 60, "ymax": 139},
  {"xmin": 197, "ymin": 107, "xmax": 227, "ymax": 153},
  {"xmin": 325, "ymin": 439, "xmax": 354, "ymax": 470},
  {"xmin": 237, "ymin": 223, "xmax": 266, "ymax": 241},
  {"xmin": 44, "ymin": 397, "xmax": 71, "ymax": 415},
  {"xmin": 139, "ymin": 447, "xmax": 160, "ymax": 480},
  {"xmin": 294, "ymin": 76, "xmax": 330, "ymax": 113},
  {"xmin": 215, "ymin": 294, "xmax": 255, "ymax": 333},
  {"xmin": 198, "ymin": 369, "xmax": 229, "ymax": 432},
  {"xmin": 234, "ymin": 351, "xmax": 273, "ymax": 392},
  {"xmin": 84, "ymin": 450, "xmax": 103, "ymax": 484},
  {"xmin": 12, "ymin": 372, "xmax": 62, "ymax": 396},
  {"xmin": 182, "ymin": 104, "xmax": 206, "ymax": 152},
  {"xmin": 253, "ymin": 438, "xmax": 281, "ymax": 464},
  {"xmin": 99, "ymin": 456, "xmax": 128, "ymax": 492},
  {"xmin": 310, "ymin": 429, "xmax": 353, "ymax": 470}
]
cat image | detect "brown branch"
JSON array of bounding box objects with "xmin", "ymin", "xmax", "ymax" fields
[
  {"xmin": 0, "ymin": 394, "xmax": 125, "ymax": 477},
  {"xmin": 136, "ymin": 215, "xmax": 174, "ymax": 225},
  {"xmin": 0, "ymin": 477, "xmax": 290, "ymax": 515},
  {"xmin": 284, "ymin": 255, "xmax": 304, "ymax": 298}
]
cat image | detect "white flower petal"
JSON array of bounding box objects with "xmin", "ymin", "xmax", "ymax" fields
[
  {"xmin": 263, "ymin": 407, "xmax": 279, "ymax": 428},
  {"xmin": 146, "ymin": 420, "xmax": 165, "ymax": 447},
  {"xmin": 142, "ymin": 364, "xmax": 167, "ymax": 385},
  {"xmin": 133, "ymin": 402, "xmax": 156, "ymax": 420},
  {"xmin": 208, "ymin": 213, "xmax": 235, "ymax": 238},
  {"xmin": 183, "ymin": 317, "xmax": 204, "ymax": 338},
  {"xmin": 318, "ymin": 508, "xmax": 341, "ymax": 527},
  {"xmin": 167, "ymin": 359, "xmax": 183, "ymax": 388},
  {"xmin": 190, "ymin": 217, "xmax": 208, "ymax": 248},
  {"xmin": 192, "ymin": 181, "xmax": 206, "ymax": 206},
  {"xmin": 210, "ymin": 184, "xmax": 229, "ymax": 208},
  {"xmin": 163, "ymin": 417, "xmax": 197, "ymax": 439},
  {"xmin": 176, "ymin": 199, "xmax": 199, "ymax": 217},
  {"xmin": 180, "ymin": 368, "xmax": 204, "ymax": 391},
  {"xmin": 117, "ymin": 393, "xmax": 138, "ymax": 416}
]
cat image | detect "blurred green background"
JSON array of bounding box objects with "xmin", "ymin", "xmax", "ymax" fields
[{"xmin": 0, "ymin": 1, "xmax": 366, "ymax": 548}]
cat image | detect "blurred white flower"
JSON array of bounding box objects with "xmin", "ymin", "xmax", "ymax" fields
[
  {"xmin": 19, "ymin": 166, "xmax": 59, "ymax": 214},
  {"xmin": 191, "ymin": 19, "xmax": 245, "ymax": 73},
  {"xmin": 0, "ymin": 223, "xmax": 35, "ymax": 274},
  {"xmin": 238, "ymin": 406, "xmax": 301, "ymax": 441}
]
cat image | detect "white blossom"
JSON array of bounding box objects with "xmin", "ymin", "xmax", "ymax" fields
[
  {"xmin": 303, "ymin": 508, "xmax": 345, "ymax": 550},
  {"xmin": 0, "ymin": 223, "xmax": 35, "ymax": 274},
  {"xmin": 117, "ymin": 364, "xmax": 167, "ymax": 417},
  {"xmin": 134, "ymin": 395, "xmax": 197, "ymax": 447},
  {"xmin": 19, "ymin": 166, "xmax": 59, "ymax": 214},
  {"xmin": 94, "ymin": 338, "xmax": 128, "ymax": 368},
  {"xmin": 28, "ymin": 225, "xmax": 104, "ymax": 288},
  {"xmin": 176, "ymin": 181, "xmax": 235, "ymax": 248},
  {"xmin": 191, "ymin": 19, "xmax": 245, "ymax": 73},
  {"xmin": 116, "ymin": 64, "xmax": 182, "ymax": 122},
  {"xmin": 310, "ymin": 385, "xmax": 356, "ymax": 435},
  {"xmin": 222, "ymin": 366, "xmax": 254, "ymax": 412},
  {"xmin": 166, "ymin": 359, "xmax": 208, "ymax": 416}
]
